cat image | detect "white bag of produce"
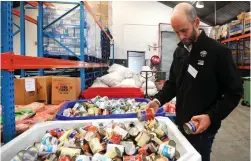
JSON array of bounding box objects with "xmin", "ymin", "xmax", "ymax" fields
[
  {"xmin": 91, "ymin": 78, "xmax": 109, "ymax": 87},
  {"xmin": 144, "ymin": 88, "xmax": 158, "ymax": 96},
  {"xmin": 142, "ymin": 81, "xmax": 156, "ymax": 89},
  {"xmin": 108, "ymin": 64, "xmax": 127, "ymax": 73},
  {"xmin": 133, "ymin": 74, "xmax": 143, "ymax": 88},
  {"xmin": 100, "ymin": 72, "xmax": 123, "ymax": 87},
  {"xmin": 116, "ymin": 79, "xmax": 137, "ymax": 88}
]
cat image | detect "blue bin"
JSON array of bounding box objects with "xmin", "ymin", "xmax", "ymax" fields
[{"xmin": 56, "ymin": 98, "xmax": 176, "ymax": 121}]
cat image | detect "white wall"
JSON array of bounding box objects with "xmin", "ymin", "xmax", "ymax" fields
[
  {"xmin": 111, "ymin": 1, "xmax": 210, "ymax": 59},
  {"xmin": 13, "ymin": 7, "xmax": 38, "ymax": 56}
]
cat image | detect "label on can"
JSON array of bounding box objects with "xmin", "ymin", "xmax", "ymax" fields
[
  {"xmin": 38, "ymin": 144, "xmax": 57, "ymax": 156},
  {"xmin": 89, "ymin": 137, "xmax": 103, "ymax": 154},
  {"xmin": 158, "ymin": 144, "xmax": 175, "ymax": 159},
  {"xmin": 136, "ymin": 132, "xmax": 151, "ymax": 147},
  {"xmin": 68, "ymin": 130, "xmax": 78, "ymax": 139},
  {"xmin": 113, "ymin": 126, "xmax": 128, "ymax": 139},
  {"xmin": 60, "ymin": 147, "xmax": 81, "ymax": 158},
  {"xmin": 107, "ymin": 144, "xmax": 124, "ymax": 156},
  {"xmin": 123, "ymin": 155, "xmax": 143, "ymax": 161},
  {"xmin": 92, "ymin": 153, "xmax": 112, "ymax": 161},
  {"xmin": 75, "ymin": 155, "xmax": 92, "ymax": 161}
]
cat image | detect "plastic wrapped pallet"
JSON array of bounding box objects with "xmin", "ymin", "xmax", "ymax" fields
[{"xmin": 1, "ymin": 118, "xmax": 201, "ymax": 161}]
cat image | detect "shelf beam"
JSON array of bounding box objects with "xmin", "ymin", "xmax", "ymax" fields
[
  {"xmin": 221, "ymin": 33, "xmax": 250, "ymax": 43},
  {"xmin": 12, "ymin": 9, "xmax": 37, "ymax": 25},
  {"xmin": 1, "ymin": 52, "xmax": 108, "ymax": 71},
  {"xmin": 237, "ymin": 66, "xmax": 250, "ymax": 70}
]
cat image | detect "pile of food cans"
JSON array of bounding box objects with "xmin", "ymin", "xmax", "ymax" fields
[
  {"xmin": 11, "ymin": 119, "xmax": 180, "ymax": 161},
  {"xmin": 63, "ymin": 96, "xmax": 148, "ymax": 117}
]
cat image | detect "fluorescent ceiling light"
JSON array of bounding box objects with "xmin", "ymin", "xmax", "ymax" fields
[{"xmin": 196, "ymin": 1, "xmax": 204, "ymax": 8}]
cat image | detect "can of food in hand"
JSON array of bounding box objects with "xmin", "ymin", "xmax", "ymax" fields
[
  {"xmin": 158, "ymin": 144, "xmax": 176, "ymax": 159},
  {"xmin": 137, "ymin": 108, "xmax": 155, "ymax": 122},
  {"xmin": 183, "ymin": 120, "xmax": 199, "ymax": 135}
]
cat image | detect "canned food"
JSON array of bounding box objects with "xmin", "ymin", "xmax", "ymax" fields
[
  {"xmin": 42, "ymin": 133, "xmax": 58, "ymax": 145},
  {"xmin": 92, "ymin": 153, "xmax": 112, "ymax": 161},
  {"xmin": 88, "ymin": 137, "xmax": 104, "ymax": 154},
  {"xmin": 60, "ymin": 147, "xmax": 81, "ymax": 158},
  {"xmin": 73, "ymin": 155, "xmax": 92, "ymax": 161},
  {"xmin": 123, "ymin": 155, "xmax": 146, "ymax": 161},
  {"xmin": 45, "ymin": 154, "xmax": 57, "ymax": 161},
  {"xmin": 104, "ymin": 147, "xmax": 121, "ymax": 158},
  {"xmin": 122, "ymin": 141, "xmax": 136, "ymax": 155},
  {"xmin": 68, "ymin": 130, "xmax": 79, "ymax": 139},
  {"xmin": 106, "ymin": 144, "xmax": 124, "ymax": 156},
  {"xmin": 128, "ymin": 122, "xmax": 139, "ymax": 137},
  {"xmin": 113, "ymin": 125, "xmax": 128, "ymax": 139},
  {"xmin": 108, "ymin": 133, "xmax": 122, "ymax": 144},
  {"xmin": 149, "ymin": 133, "xmax": 163, "ymax": 145},
  {"xmin": 183, "ymin": 120, "xmax": 199, "ymax": 135},
  {"xmin": 84, "ymin": 131, "xmax": 96, "ymax": 142},
  {"xmin": 135, "ymin": 131, "xmax": 151, "ymax": 147},
  {"xmin": 137, "ymin": 108, "xmax": 155, "ymax": 122},
  {"xmin": 138, "ymin": 143, "xmax": 157, "ymax": 155},
  {"xmin": 76, "ymin": 127, "xmax": 87, "ymax": 137},
  {"xmin": 158, "ymin": 144, "xmax": 176, "ymax": 159},
  {"xmin": 38, "ymin": 144, "xmax": 57, "ymax": 156},
  {"xmin": 58, "ymin": 156, "xmax": 72, "ymax": 161}
]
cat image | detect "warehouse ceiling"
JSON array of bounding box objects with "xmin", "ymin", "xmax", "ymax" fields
[{"xmin": 159, "ymin": 1, "xmax": 250, "ymax": 26}]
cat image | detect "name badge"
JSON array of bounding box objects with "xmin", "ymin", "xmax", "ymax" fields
[{"xmin": 188, "ymin": 65, "xmax": 198, "ymax": 78}]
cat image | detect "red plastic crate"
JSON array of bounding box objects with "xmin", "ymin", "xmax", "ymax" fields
[{"xmin": 81, "ymin": 87, "xmax": 144, "ymax": 99}]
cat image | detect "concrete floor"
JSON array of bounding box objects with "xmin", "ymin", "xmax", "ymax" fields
[{"xmin": 211, "ymin": 102, "xmax": 250, "ymax": 161}]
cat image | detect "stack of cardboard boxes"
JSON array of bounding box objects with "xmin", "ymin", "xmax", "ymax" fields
[
  {"xmin": 15, "ymin": 76, "xmax": 81, "ymax": 105},
  {"xmin": 88, "ymin": 1, "xmax": 109, "ymax": 28}
]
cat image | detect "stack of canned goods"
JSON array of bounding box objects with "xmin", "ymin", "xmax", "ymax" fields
[
  {"xmin": 63, "ymin": 96, "xmax": 148, "ymax": 117},
  {"xmin": 11, "ymin": 119, "xmax": 180, "ymax": 161}
]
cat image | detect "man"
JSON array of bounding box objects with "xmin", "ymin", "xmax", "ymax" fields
[{"xmin": 147, "ymin": 3, "xmax": 242, "ymax": 161}]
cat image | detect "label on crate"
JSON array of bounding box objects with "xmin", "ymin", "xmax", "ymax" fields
[
  {"xmin": 25, "ymin": 78, "xmax": 36, "ymax": 92},
  {"xmin": 56, "ymin": 83, "xmax": 71, "ymax": 94}
]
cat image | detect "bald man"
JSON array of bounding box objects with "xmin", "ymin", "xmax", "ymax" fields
[{"xmin": 147, "ymin": 3, "xmax": 242, "ymax": 161}]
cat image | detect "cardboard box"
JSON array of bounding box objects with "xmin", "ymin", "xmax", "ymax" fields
[
  {"xmin": 237, "ymin": 12, "xmax": 246, "ymax": 21},
  {"xmin": 33, "ymin": 76, "xmax": 52, "ymax": 104},
  {"xmin": 14, "ymin": 78, "xmax": 37, "ymax": 105},
  {"xmin": 51, "ymin": 77, "xmax": 81, "ymax": 104}
]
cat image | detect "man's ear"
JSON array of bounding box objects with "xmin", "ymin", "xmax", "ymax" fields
[{"xmin": 194, "ymin": 17, "xmax": 200, "ymax": 28}]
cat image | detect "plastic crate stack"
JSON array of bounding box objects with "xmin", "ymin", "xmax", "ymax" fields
[
  {"xmin": 101, "ymin": 29, "xmax": 112, "ymax": 62},
  {"xmin": 43, "ymin": 6, "xmax": 87, "ymax": 57},
  {"xmin": 43, "ymin": 6, "xmax": 102, "ymax": 59}
]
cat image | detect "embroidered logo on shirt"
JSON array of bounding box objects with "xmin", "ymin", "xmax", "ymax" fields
[
  {"xmin": 198, "ymin": 60, "xmax": 204, "ymax": 65},
  {"xmin": 200, "ymin": 50, "xmax": 207, "ymax": 57}
]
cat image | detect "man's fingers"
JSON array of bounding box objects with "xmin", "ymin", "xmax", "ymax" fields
[{"xmin": 191, "ymin": 115, "xmax": 202, "ymax": 121}]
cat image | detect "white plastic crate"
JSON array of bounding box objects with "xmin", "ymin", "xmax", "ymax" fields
[{"xmin": 1, "ymin": 117, "xmax": 201, "ymax": 161}]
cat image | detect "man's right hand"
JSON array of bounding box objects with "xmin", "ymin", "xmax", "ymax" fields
[{"xmin": 146, "ymin": 100, "xmax": 160, "ymax": 114}]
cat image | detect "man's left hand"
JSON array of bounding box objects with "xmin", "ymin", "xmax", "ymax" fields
[{"xmin": 191, "ymin": 114, "xmax": 211, "ymax": 134}]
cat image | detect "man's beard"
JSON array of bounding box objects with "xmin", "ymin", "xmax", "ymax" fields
[{"xmin": 182, "ymin": 27, "xmax": 197, "ymax": 46}]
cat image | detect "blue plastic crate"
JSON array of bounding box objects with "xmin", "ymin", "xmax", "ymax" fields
[{"xmin": 56, "ymin": 98, "xmax": 176, "ymax": 121}]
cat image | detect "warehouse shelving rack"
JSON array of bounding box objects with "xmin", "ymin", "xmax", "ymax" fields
[
  {"xmin": 221, "ymin": 33, "xmax": 250, "ymax": 71},
  {"xmin": 1, "ymin": 1, "xmax": 113, "ymax": 143}
]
